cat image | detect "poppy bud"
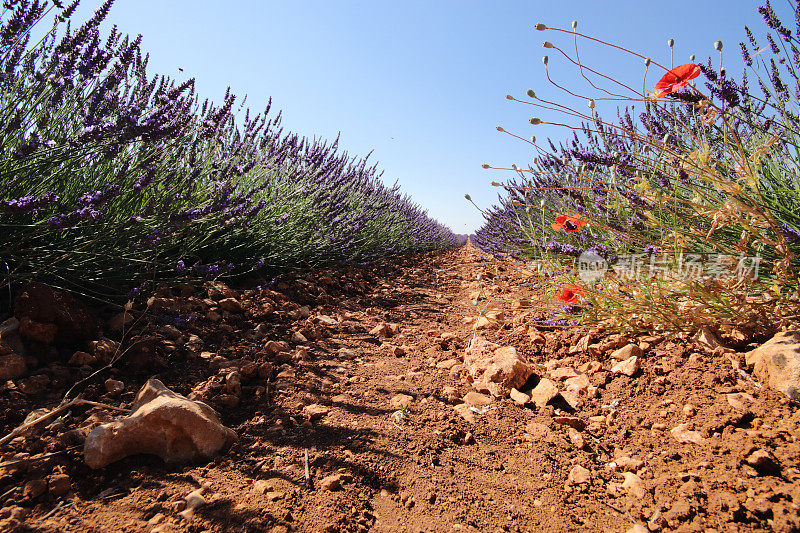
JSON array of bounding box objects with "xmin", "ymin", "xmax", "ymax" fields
[
  {"xmin": 690, "ymin": 54, "xmax": 695, "ymax": 62},
  {"xmin": 496, "ymin": 126, "xmax": 505, "ymax": 132},
  {"xmin": 588, "ymin": 99, "xmax": 595, "ymax": 109},
  {"xmin": 481, "ymin": 164, "xmax": 490, "ymax": 169},
  {"xmin": 506, "ymin": 94, "xmax": 514, "ymax": 100},
  {"xmin": 714, "ymin": 40, "xmax": 723, "ymax": 51},
  {"xmin": 476, "ymin": 274, "xmax": 482, "ymax": 280},
  {"xmin": 511, "ymin": 163, "xmax": 518, "ymax": 170},
  {"xmin": 571, "ymin": 20, "xmax": 577, "ymax": 29},
  {"xmin": 645, "ymin": 58, "xmax": 651, "ymax": 67},
  {"xmin": 667, "ymin": 38, "xmax": 674, "ymax": 48},
  {"xmin": 464, "ymin": 193, "xmax": 472, "ymax": 201},
  {"xmin": 531, "ymin": 136, "xmax": 536, "ymax": 143},
  {"xmin": 530, "ymin": 117, "xmax": 542, "ymax": 125},
  {"xmin": 491, "ymin": 181, "xmax": 501, "ymax": 186},
  {"xmin": 543, "ymin": 41, "xmax": 553, "ymax": 48},
  {"xmin": 540, "ymin": 199, "xmax": 546, "ymax": 207},
  {"xmin": 534, "ymin": 23, "xmax": 547, "ymax": 30},
  {"xmin": 472, "ymin": 299, "xmax": 479, "ymax": 306},
  {"xmin": 527, "ymin": 89, "xmax": 536, "ymax": 98},
  {"xmin": 720, "ymin": 67, "xmax": 727, "ymax": 77},
  {"xmin": 542, "ymin": 55, "xmax": 549, "ymax": 65}
]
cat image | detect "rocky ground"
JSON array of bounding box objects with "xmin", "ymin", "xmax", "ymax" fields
[{"xmin": 0, "ymin": 244, "xmax": 798, "ymax": 532}]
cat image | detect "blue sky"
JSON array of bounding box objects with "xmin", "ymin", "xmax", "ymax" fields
[{"xmin": 71, "ymin": 0, "xmax": 788, "ymax": 233}]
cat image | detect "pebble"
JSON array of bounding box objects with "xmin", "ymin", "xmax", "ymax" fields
[
  {"xmin": 622, "ymin": 472, "xmax": 646, "ymax": 499},
  {"xmin": 302, "ymin": 403, "xmax": 331, "ymax": 420},
  {"xmin": 530, "ymin": 378, "xmax": 559, "ymax": 409},
  {"xmin": 509, "ymin": 388, "xmax": 530, "ymax": 406},
  {"xmin": 47, "ymin": 474, "xmax": 71, "ymax": 497},
  {"xmin": 320, "ymin": 473, "xmax": 347, "ymax": 491},
  {"xmin": 611, "ymin": 356, "xmax": 640, "ymax": 377},
  {"xmin": 463, "ymin": 391, "xmax": 492, "ymax": 408},
  {"xmin": 670, "ymin": 423, "xmax": 705, "ymax": 444},
  {"xmin": 610, "ymin": 343, "xmax": 642, "ymax": 361},
  {"xmin": 104, "ymin": 378, "xmax": 125, "ymax": 395},
  {"xmin": 390, "ymin": 394, "xmax": 414, "ymax": 409},
  {"xmin": 566, "ymin": 465, "xmax": 591, "ymax": 486},
  {"xmin": 23, "ymin": 478, "xmax": 47, "ymax": 499}
]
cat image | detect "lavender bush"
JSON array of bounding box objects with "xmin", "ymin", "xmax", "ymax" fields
[
  {"xmin": 0, "ymin": 0, "xmax": 458, "ymax": 302},
  {"xmin": 475, "ymin": 1, "xmax": 800, "ymax": 333}
]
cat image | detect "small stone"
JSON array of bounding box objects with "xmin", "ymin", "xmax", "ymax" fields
[
  {"xmin": 90, "ymin": 338, "xmax": 119, "ymax": 364},
  {"xmin": 530, "ymin": 378, "xmax": 559, "ymax": 409},
  {"xmin": 369, "ymin": 323, "xmax": 392, "ymax": 338},
  {"xmin": 290, "ymin": 331, "xmax": 308, "ymax": 344},
  {"xmin": 554, "ymin": 416, "xmax": 586, "ymax": 431},
  {"xmin": 218, "ymin": 298, "xmax": 243, "ymax": 313},
  {"xmin": 509, "ymin": 388, "xmax": 530, "ymax": 406},
  {"xmin": 23, "ymin": 478, "xmax": 47, "ymax": 499},
  {"xmin": 611, "ymin": 356, "xmax": 640, "ymax": 377},
  {"xmin": 725, "ymin": 392, "xmax": 755, "ymax": 410},
  {"xmin": 47, "ymin": 474, "xmax": 71, "ymax": 497},
  {"xmin": 253, "ymin": 479, "xmax": 276, "ymax": 494},
  {"xmin": 390, "ymin": 345, "xmax": 406, "ymax": 357},
  {"xmin": 626, "ymin": 525, "xmax": 648, "ymax": 533},
  {"xmin": 225, "ymin": 371, "xmax": 242, "ymax": 396},
  {"xmin": 179, "ymin": 489, "xmax": 207, "ymax": 520},
  {"xmin": 567, "ymin": 465, "xmax": 591, "ymax": 485},
  {"xmin": 452, "ymin": 403, "xmax": 475, "ymax": 423},
  {"xmin": 525, "ymin": 422, "xmax": 550, "ymax": 439},
  {"xmin": 68, "ymin": 351, "xmax": 97, "ymax": 366},
  {"xmin": 550, "ymin": 367, "xmax": 578, "ymax": 379},
  {"xmin": 670, "ymin": 423, "xmax": 705, "ymax": 445},
  {"xmin": 745, "ymin": 449, "xmax": 779, "ymax": 474},
  {"xmin": 264, "ymin": 491, "xmax": 284, "ymax": 502},
  {"xmin": 463, "ymin": 391, "xmax": 492, "ymax": 407},
  {"xmin": 610, "ymin": 344, "xmax": 642, "ymax": 361},
  {"xmin": 316, "ymin": 315, "xmax": 338, "ymax": 327},
  {"xmin": 622, "ymin": 472, "xmax": 646, "ymax": 499},
  {"xmin": 390, "ymin": 394, "xmax": 414, "ymax": 409},
  {"xmin": 148, "ymin": 513, "xmax": 165, "ymax": 525},
  {"xmin": 338, "ymin": 348, "xmax": 355, "ymax": 359},
  {"xmin": 615, "ymin": 456, "xmax": 644, "ymax": 472},
  {"xmin": 302, "ymin": 403, "xmax": 331, "ymax": 420},
  {"xmin": 441, "ymin": 386, "xmax": 460, "ymax": 403},
  {"xmin": 320, "ymin": 473, "xmax": 346, "ymax": 491},
  {"xmin": 436, "ymin": 358, "xmax": 459, "ymax": 369},
  {"xmin": 682, "ymin": 404, "xmax": 696, "ymax": 417},
  {"xmin": 215, "ymin": 393, "xmax": 240, "ymax": 409},
  {"xmin": 104, "ymin": 379, "xmax": 124, "ymax": 395},
  {"xmin": 567, "ymin": 427, "xmax": 585, "ymax": 449}
]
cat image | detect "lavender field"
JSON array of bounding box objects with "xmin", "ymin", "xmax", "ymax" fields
[{"xmin": 0, "ymin": 0, "xmax": 462, "ymax": 303}]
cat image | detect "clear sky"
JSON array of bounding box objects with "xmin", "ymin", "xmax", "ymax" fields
[{"xmin": 69, "ymin": 0, "xmax": 790, "ymax": 233}]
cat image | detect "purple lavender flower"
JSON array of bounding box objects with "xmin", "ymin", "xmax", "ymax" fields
[{"xmin": 2, "ymin": 192, "xmax": 59, "ymax": 213}]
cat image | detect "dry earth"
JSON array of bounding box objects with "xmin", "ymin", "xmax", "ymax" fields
[{"xmin": 1, "ymin": 244, "xmax": 799, "ymax": 532}]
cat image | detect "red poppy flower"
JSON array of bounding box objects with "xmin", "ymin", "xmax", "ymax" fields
[
  {"xmin": 654, "ymin": 63, "xmax": 701, "ymax": 98},
  {"xmin": 551, "ymin": 213, "xmax": 586, "ymax": 232},
  {"xmin": 555, "ymin": 285, "xmax": 583, "ymax": 304}
]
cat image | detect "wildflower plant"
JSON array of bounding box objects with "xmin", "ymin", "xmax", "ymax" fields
[
  {"xmin": 0, "ymin": 0, "xmax": 459, "ymax": 304},
  {"xmin": 475, "ymin": 1, "xmax": 800, "ymax": 336}
]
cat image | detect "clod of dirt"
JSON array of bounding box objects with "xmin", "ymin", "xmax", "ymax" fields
[
  {"xmin": 14, "ymin": 282, "xmax": 101, "ymax": 344},
  {"xmin": 84, "ymin": 378, "xmax": 237, "ymax": 469},
  {"xmin": 745, "ymin": 330, "xmax": 800, "ymax": 401},
  {"xmin": 464, "ymin": 338, "xmax": 533, "ymax": 397}
]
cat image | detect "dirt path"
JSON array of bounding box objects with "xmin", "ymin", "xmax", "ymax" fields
[{"xmin": 3, "ymin": 245, "xmax": 799, "ymax": 532}]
